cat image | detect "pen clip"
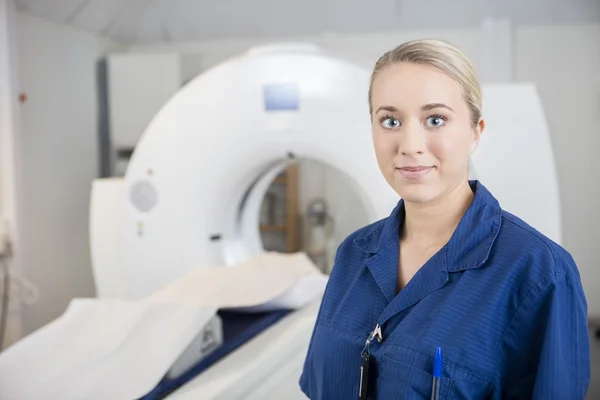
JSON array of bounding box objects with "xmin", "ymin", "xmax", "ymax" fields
[
  {"xmin": 433, "ymin": 346, "xmax": 442, "ymax": 377},
  {"xmin": 362, "ymin": 324, "xmax": 382, "ymax": 356},
  {"xmin": 431, "ymin": 347, "xmax": 442, "ymax": 400}
]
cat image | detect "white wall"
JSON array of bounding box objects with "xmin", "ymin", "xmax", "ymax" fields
[
  {"xmin": 107, "ymin": 53, "xmax": 182, "ymax": 149},
  {"xmin": 0, "ymin": 0, "xmax": 26, "ymax": 347},
  {"xmin": 158, "ymin": 29, "xmax": 482, "ymax": 84},
  {"xmin": 16, "ymin": 13, "xmax": 121, "ymax": 334},
  {"xmin": 515, "ymin": 24, "xmax": 600, "ymax": 314},
  {"xmin": 127, "ymin": 24, "xmax": 600, "ymax": 315}
]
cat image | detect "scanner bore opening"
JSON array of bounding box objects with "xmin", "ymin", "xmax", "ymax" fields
[{"xmin": 232, "ymin": 157, "xmax": 371, "ymax": 274}]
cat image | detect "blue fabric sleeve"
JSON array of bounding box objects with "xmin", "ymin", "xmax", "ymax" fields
[
  {"xmin": 497, "ymin": 264, "xmax": 590, "ymax": 398},
  {"xmin": 298, "ymin": 245, "xmax": 340, "ymax": 397},
  {"xmin": 298, "ymin": 289, "xmax": 325, "ymax": 397},
  {"xmin": 298, "ymin": 236, "xmax": 352, "ymax": 397}
]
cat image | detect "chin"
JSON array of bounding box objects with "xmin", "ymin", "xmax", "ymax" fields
[{"xmin": 394, "ymin": 182, "xmax": 441, "ymax": 204}]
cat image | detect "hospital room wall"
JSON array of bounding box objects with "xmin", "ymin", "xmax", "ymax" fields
[
  {"xmin": 7, "ymin": 17, "xmax": 600, "ymax": 337},
  {"xmin": 129, "ymin": 23, "xmax": 600, "ymax": 315},
  {"xmin": 514, "ymin": 25, "xmax": 600, "ymax": 317},
  {"xmin": 13, "ymin": 14, "xmax": 123, "ymax": 334}
]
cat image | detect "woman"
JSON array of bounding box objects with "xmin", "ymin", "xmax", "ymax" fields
[{"xmin": 299, "ymin": 39, "xmax": 590, "ymax": 399}]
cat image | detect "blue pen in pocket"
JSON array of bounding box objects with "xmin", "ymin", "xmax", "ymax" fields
[{"xmin": 431, "ymin": 346, "xmax": 442, "ymax": 400}]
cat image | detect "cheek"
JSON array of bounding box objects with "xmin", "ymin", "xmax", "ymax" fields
[
  {"xmin": 372, "ymin": 132, "xmax": 396, "ymax": 160},
  {"xmin": 427, "ymin": 132, "xmax": 471, "ymax": 167}
]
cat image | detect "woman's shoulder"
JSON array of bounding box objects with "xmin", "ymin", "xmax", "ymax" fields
[
  {"xmin": 335, "ymin": 216, "xmax": 390, "ymax": 257},
  {"xmin": 493, "ymin": 208, "xmax": 581, "ymax": 283},
  {"xmin": 326, "ymin": 217, "xmax": 390, "ymax": 277}
]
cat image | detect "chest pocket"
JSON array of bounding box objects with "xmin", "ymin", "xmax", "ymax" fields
[
  {"xmin": 376, "ymin": 346, "xmax": 452, "ymax": 399},
  {"xmin": 376, "ymin": 344, "xmax": 493, "ymax": 400}
]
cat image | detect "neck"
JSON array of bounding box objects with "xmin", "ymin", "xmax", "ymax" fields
[{"xmin": 401, "ymin": 180, "xmax": 474, "ymax": 245}]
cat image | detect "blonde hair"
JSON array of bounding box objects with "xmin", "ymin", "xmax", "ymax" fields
[{"xmin": 368, "ymin": 39, "xmax": 482, "ymax": 127}]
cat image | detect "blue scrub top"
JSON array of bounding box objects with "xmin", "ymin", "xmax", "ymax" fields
[{"xmin": 299, "ymin": 180, "xmax": 590, "ymax": 399}]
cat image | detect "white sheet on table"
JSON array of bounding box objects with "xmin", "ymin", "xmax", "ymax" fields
[
  {"xmin": 0, "ymin": 299, "xmax": 216, "ymax": 400},
  {"xmin": 147, "ymin": 252, "xmax": 327, "ymax": 310},
  {"xmin": 0, "ymin": 252, "xmax": 327, "ymax": 400}
]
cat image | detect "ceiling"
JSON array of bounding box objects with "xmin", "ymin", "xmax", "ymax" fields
[{"xmin": 14, "ymin": 0, "xmax": 600, "ymax": 43}]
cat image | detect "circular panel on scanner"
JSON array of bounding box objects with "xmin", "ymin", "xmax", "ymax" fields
[
  {"xmin": 129, "ymin": 180, "xmax": 158, "ymax": 213},
  {"xmin": 120, "ymin": 43, "xmax": 398, "ymax": 298}
]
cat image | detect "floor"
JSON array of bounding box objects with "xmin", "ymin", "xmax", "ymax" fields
[{"xmin": 589, "ymin": 326, "xmax": 600, "ymax": 399}]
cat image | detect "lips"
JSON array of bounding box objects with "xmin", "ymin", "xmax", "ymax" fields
[
  {"xmin": 395, "ymin": 166, "xmax": 434, "ymax": 179},
  {"xmin": 398, "ymin": 166, "xmax": 431, "ymax": 171}
]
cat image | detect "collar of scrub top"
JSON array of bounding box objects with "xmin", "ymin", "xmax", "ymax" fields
[{"xmin": 354, "ymin": 180, "xmax": 503, "ymax": 326}]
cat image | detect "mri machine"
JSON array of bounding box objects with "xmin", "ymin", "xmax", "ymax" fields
[
  {"xmin": 0, "ymin": 43, "xmax": 562, "ymax": 399},
  {"xmin": 88, "ymin": 43, "xmax": 561, "ymax": 399}
]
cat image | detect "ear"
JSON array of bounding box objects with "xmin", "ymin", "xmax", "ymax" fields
[{"xmin": 469, "ymin": 119, "xmax": 485, "ymax": 154}]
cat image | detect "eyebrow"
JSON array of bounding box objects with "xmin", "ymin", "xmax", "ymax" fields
[
  {"xmin": 375, "ymin": 103, "xmax": 454, "ymax": 114},
  {"xmin": 375, "ymin": 106, "xmax": 398, "ymax": 113},
  {"xmin": 421, "ymin": 103, "xmax": 454, "ymax": 112}
]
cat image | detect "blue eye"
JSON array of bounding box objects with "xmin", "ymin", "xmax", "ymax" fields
[
  {"xmin": 381, "ymin": 116, "xmax": 400, "ymax": 129},
  {"xmin": 426, "ymin": 115, "xmax": 446, "ymax": 127}
]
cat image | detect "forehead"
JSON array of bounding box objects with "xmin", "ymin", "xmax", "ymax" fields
[{"xmin": 371, "ymin": 62, "xmax": 465, "ymax": 110}]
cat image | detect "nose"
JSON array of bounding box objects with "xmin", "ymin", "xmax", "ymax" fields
[{"xmin": 398, "ymin": 121, "xmax": 425, "ymax": 155}]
